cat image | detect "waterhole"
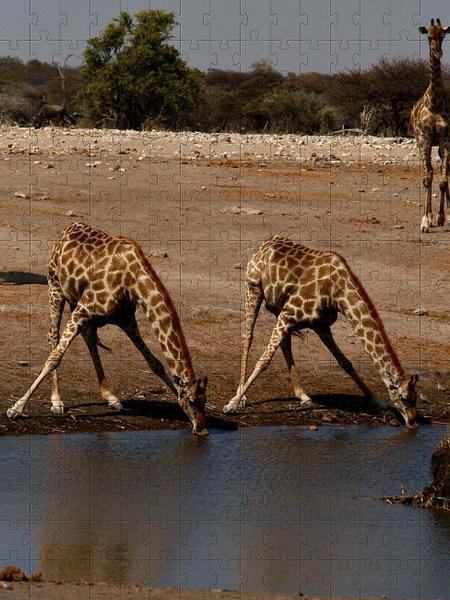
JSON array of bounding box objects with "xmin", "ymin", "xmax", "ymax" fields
[{"xmin": 1, "ymin": 425, "xmax": 449, "ymax": 598}]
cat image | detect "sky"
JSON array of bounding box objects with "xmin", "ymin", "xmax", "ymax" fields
[{"xmin": 1, "ymin": 0, "xmax": 450, "ymax": 73}]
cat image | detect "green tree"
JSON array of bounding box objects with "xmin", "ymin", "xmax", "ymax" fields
[{"xmin": 79, "ymin": 10, "xmax": 203, "ymax": 129}]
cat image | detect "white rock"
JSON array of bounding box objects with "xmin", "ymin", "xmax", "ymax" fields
[{"xmin": 148, "ymin": 249, "xmax": 168, "ymax": 258}]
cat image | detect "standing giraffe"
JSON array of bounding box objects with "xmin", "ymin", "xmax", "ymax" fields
[
  {"xmin": 411, "ymin": 18, "xmax": 450, "ymax": 232},
  {"xmin": 223, "ymin": 236, "xmax": 419, "ymax": 430},
  {"xmin": 6, "ymin": 222, "xmax": 208, "ymax": 435}
]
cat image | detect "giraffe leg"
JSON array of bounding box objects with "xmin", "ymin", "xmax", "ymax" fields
[
  {"xmin": 280, "ymin": 334, "xmax": 313, "ymax": 408},
  {"xmin": 7, "ymin": 307, "xmax": 88, "ymax": 419},
  {"xmin": 231, "ymin": 283, "xmax": 264, "ymax": 409},
  {"xmin": 47, "ymin": 282, "xmax": 66, "ymax": 414},
  {"xmin": 120, "ymin": 317, "xmax": 178, "ymax": 396},
  {"xmin": 315, "ymin": 326, "xmax": 385, "ymax": 407},
  {"xmin": 224, "ymin": 311, "xmax": 293, "ymax": 414},
  {"xmin": 418, "ymin": 140, "xmax": 433, "ymax": 232},
  {"xmin": 81, "ymin": 325, "xmax": 122, "ymax": 410},
  {"xmin": 438, "ymin": 141, "xmax": 449, "ymax": 226}
]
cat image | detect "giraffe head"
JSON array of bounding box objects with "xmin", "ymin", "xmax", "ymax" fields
[
  {"xmin": 384, "ymin": 372, "xmax": 419, "ymax": 429},
  {"xmin": 419, "ymin": 18, "xmax": 450, "ymax": 60},
  {"xmin": 173, "ymin": 376, "xmax": 208, "ymax": 435}
]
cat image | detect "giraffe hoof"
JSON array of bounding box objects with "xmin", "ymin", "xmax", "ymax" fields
[
  {"xmin": 6, "ymin": 407, "xmax": 20, "ymax": 419},
  {"xmin": 108, "ymin": 399, "xmax": 122, "ymax": 411},
  {"xmin": 420, "ymin": 216, "xmax": 432, "ymax": 233},
  {"xmin": 298, "ymin": 398, "xmax": 314, "ymax": 410},
  {"xmin": 51, "ymin": 402, "xmax": 65, "ymax": 415}
]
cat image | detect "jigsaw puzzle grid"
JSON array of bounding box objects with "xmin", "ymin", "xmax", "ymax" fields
[{"xmin": 1, "ymin": 2, "xmax": 450, "ymax": 599}]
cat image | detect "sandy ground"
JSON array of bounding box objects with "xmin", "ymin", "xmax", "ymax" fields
[
  {"xmin": 0, "ymin": 581, "xmax": 387, "ymax": 600},
  {"xmin": 0, "ymin": 125, "xmax": 449, "ymax": 435}
]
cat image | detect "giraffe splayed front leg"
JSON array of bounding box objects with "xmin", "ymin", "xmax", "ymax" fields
[
  {"xmin": 225, "ymin": 281, "xmax": 263, "ymax": 412},
  {"xmin": 224, "ymin": 311, "xmax": 293, "ymax": 413},
  {"xmin": 7, "ymin": 308, "xmax": 88, "ymax": 419}
]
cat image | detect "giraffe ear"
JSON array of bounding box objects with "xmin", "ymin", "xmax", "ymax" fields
[
  {"xmin": 444, "ymin": 26, "xmax": 450, "ymax": 34},
  {"xmin": 194, "ymin": 377, "xmax": 208, "ymax": 392},
  {"xmin": 172, "ymin": 376, "xmax": 186, "ymax": 391},
  {"xmin": 408, "ymin": 374, "xmax": 419, "ymax": 389},
  {"xmin": 384, "ymin": 371, "xmax": 400, "ymax": 390},
  {"xmin": 419, "ymin": 26, "xmax": 428, "ymax": 34}
]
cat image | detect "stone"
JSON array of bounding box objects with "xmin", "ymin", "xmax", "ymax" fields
[{"xmin": 148, "ymin": 250, "xmax": 168, "ymax": 258}]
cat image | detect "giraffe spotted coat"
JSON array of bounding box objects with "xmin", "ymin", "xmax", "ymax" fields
[
  {"xmin": 223, "ymin": 235, "xmax": 418, "ymax": 429},
  {"xmin": 7, "ymin": 222, "xmax": 208, "ymax": 434}
]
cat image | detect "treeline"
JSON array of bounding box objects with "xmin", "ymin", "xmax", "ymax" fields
[{"xmin": 0, "ymin": 10, "xmax": 447, "ymax": 136}]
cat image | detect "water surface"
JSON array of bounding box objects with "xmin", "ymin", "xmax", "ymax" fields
[{"xmin": 1, "ymin": 425, "xmax": 449, "ymax": 598}]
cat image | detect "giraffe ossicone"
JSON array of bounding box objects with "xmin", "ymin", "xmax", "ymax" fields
[
  {"xmin": 412, "ymin": 18, "xmax": 450, "ymax": 232},
  {"xmin": 6, "ymin": 222, "xmax": 209, "ymax": 435},
  {"xmin": 224, "ymin": 235, "xmax": 419, "ymax": 430}
]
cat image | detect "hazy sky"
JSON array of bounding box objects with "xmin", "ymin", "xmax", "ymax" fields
[{"xmin": 1, "ymin": 0, "xmax": 450, "ymax": 73}]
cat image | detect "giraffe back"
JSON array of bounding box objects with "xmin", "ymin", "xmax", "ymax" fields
[
  {"xmin": 248, "ymin": 236, "xmax": 341, "ymax": 320},
  {"xmin": 48, "ymin": 222, "xmax": 144, "ymax": 313}
]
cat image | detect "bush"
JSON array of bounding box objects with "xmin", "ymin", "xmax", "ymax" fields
[
  {"xmin": 0, "ymin": 38, "xmax": 443, "ymax": 136},
  {"xmin": 79, "ymin": 10, "xmax": 204, "ymax": 130}
]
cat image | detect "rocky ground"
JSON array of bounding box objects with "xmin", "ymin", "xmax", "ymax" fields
[
  {"xmin": 0, "ymin": 581, "xmax": 387, "ymax": 600},
  {"xmin": 0, "ymin": 125, "xmax": 449, "ymax": 435}
]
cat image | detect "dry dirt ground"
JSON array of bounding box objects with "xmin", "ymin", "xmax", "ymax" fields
[
  {"xmin": 0, "ymin": 126, "xmax": 449, "ymax": 435},
  {"xmin": 0, "ymin": 581, "xmax": 387, "ymax": 600}
]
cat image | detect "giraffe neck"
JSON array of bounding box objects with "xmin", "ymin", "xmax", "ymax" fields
[
  {"xmin": 428, "ymin": 46, "xmax": 445, "ymax": 110},
  {"xmin": 132, "ymin": 251, "xmax": 196, "ymax": 386},
  {"xmin": 336, "ymin": 258, "xmax": 405, "ymax": 392},
  {"xmin": 346, "ymin": 301, "xmax": 404, "ymax": 386}
]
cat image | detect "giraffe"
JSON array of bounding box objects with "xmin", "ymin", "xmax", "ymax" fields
[
  {"xmin": 411, "ymin": 18, "xmax": 450, "ymax": 232},
  {"xmin": 223, "ymin": 236, "xmax": 419, "ymax": 430},
  {"xmin": 6, "ymin": 222, "xmax": 209, "ymax": 435}
]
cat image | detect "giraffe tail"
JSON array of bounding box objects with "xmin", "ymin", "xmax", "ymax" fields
[{"xmin": 95, "ymin": 332, "xmax": 111, "ymax": 352}]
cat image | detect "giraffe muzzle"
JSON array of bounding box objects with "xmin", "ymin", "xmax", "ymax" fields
[
  {"xmin": 402, "ymin": 407, "xmax": 418, "ymax": 430},
  {"xmin": 194, "ymin": 426, "xmax": 209, "ymax": 436},
  {"xmin": 192, "ymin": 411, "xmax": 208, "ymax": 435}
]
